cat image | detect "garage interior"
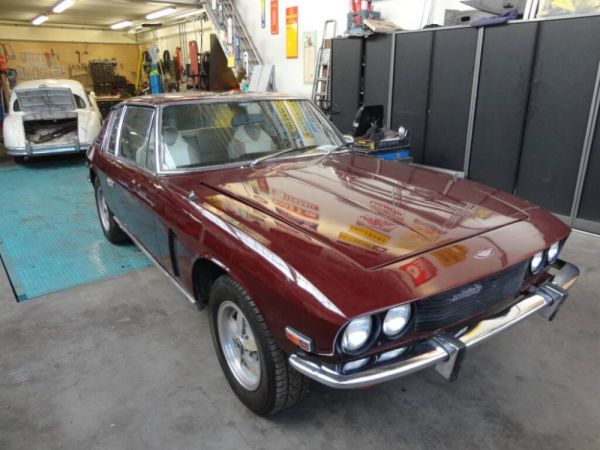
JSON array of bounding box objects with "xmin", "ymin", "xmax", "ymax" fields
[{"xmin": 0, "ymin": 0, "xmax": 599, "ymax": 448}]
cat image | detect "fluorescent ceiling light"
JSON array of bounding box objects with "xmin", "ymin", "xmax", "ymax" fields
[
  {"xmin": 52, "ymin": 0, "xmax": 75, "ymax": 13},
  {"xmin": 145, "ymin": 7, "xmax": 176, "ymax": 20},
  {"xmin": 173, "ymin": 9, "xmax": 205, "ymax": 19},
  {"xmin": 127, "ymin": 25, "xmax": 146, "ymax": 34},
  {"xmin": 111, "ymin": 20, "xmax": 134, "ymax": 30},
  {"xmin": 32, "ymin": 15, "xmax": 49, "ymax": 25}
]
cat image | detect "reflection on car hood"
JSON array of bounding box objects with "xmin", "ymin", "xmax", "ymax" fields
[{"xmin": 171, "ymin": 153, "xmax": 529, "ymax": 270}]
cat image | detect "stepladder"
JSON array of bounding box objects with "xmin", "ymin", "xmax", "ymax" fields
[{"xmin": 311, "ymin": 20, "xmax": 338, "ymax": 116}]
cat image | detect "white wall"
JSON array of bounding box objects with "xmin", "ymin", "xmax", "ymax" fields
[{"xmin": 234, "ymin": 0, "xmax": 473, "ymax": 98}]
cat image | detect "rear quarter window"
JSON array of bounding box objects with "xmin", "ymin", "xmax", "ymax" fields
[
  {"xmin": 119, "ymin": 106, "xmax": 155, "ymax": 165},
  {"xmin": 93, "ymin": 118, "xmax": 111, "ymax": 147},
  {"xmin": 74, "ymin": 95, "xmax": 87, "ymax": 109},
  {"xmin": 106, "ymin": 108, "xmax": 124, "ymax": 155}
]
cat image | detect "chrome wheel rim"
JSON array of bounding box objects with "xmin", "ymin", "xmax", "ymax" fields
[
  {"xmin": 96, "ymin": 186, "xmax": 110, "ymax": 232},
  {"xmin": 217, "ymin": 301, "xmax": 261, "ymax": 391}
]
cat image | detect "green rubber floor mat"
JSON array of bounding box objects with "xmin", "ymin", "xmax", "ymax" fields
[{"xmin": 0, "ymin": 157, "xmax": 150, "ymax": 301}]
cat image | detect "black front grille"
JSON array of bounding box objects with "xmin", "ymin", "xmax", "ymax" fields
[{"xmin": 414, "ymin": 261, "xmax": 529, "ymax": 331}]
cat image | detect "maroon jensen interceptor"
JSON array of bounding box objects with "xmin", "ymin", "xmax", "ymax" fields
[{"xmin": 87, "ymin": 92, "xmax": 579, "ymax": 415}]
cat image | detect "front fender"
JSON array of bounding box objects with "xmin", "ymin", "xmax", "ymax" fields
[
  {"xmin": 2, "ymin": 113, "xmax": 26, "ymax": 148},
  {"xmin": 179, "ymin": 200, "xmax": 348, "ymax": 356},
  {"xmin": 78, "ymin": 110, "xmax": 102, "ymax": 145}
]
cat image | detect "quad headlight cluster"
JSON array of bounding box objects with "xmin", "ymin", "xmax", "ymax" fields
[
  {"xmin": 339, "ymin": 304, "xmax": 413, "ymax": 355},
  {"xmin": 530, "ymin": 240, "xmax": 563, "ymax": 274}
]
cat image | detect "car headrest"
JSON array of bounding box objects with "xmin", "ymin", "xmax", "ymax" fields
[
  {"xmin": 231, "ymin": 113, "xmax": 263, "ymax": 127},
  {"xmin": 163, "ymin": 126, "xmax": 179, "ymax": 146}
]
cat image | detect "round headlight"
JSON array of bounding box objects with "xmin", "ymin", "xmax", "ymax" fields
[
  {"xmin": 530, "ymin": 251, "xmax": 544, "ymax": 274},
  {"xmin": 382, "ymin": 305, "xmax": 412, "ymax": 337},
  {"xmin": 547, "ymin": 242, "xmax": 561, "ymax": 264},
  {"xmin": 341, "ymin": 316, "xmax": 372, "ymax": 352}
]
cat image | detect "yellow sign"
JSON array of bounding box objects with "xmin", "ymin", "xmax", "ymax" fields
[
  {"xmin": 411, "ymin": 219, "xmax": 443, "ymax": 242},
  {"xmin": 552, "ymin": 0, "xmax": 575, "ymax": 11},
  {"xmin": 274, "ymin": 101, "xmax": 297, "ymax": 134},
  {"xmin": 348, "ymin": 225, "xmax": 390, "ymax": 245},
  {"xmin": 472, "ymin": 206, "xmax": 494, "ymax": 220},
  {"xmin": 338, "ymin": 232, "xmax": 386, "ymax": 254},
  {"xmin": 285, "ymin": 7, "xmax": 298, "ymax": 59},
  {"xmin": 394, "ymin": 230, "xmax": 430, "ymax": 252},
  {"xmin": 431, "ymin": 244, "xmax": 468, "ymax": 268},
  {"xmin": 288, "ymin": 101, "xmax": 314, "ymax": 139}
]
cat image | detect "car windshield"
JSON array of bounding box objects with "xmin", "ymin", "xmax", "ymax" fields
[{"xmin": 159, "ymin": 99, "xmax": 343, "ymax": 171}]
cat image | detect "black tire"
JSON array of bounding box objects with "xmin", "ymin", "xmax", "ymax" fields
[
  {"xmin": 208, "ymin": 275, "xmax": 310, "ymax": 416},
  {"xmin": 93, "ymin": 178, "xmax": 128, "ymax": 244},
  {"xmin": 14, "ymin": 156, "xmax": 28, "ymax": 164}
]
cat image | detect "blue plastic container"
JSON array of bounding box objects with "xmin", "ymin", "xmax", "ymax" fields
[
  {"xmin": 374, "ymin": 149, "xmax": 411, "ymax": 161},
  {"xmin": 150, "ymin": 73, "xmax": 163, "ymax": 94}
]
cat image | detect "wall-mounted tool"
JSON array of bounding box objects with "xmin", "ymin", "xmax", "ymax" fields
[
  {"xmin": 175, "ymin": 47, "xmax": 182, "ymax": 83},
  {"xmin": 148, "ymin": 47, "xmax": 162, "ymax": 94},
  {"xmin": 1, "ymin": 43, "xmax": 15, "ymax": 61},
  {"xmin": 188, "ymin": 41, "xmax": 199, "ymax": 89}
]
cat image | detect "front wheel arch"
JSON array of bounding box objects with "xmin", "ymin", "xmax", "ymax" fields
[
  {"xmin": 190, "ymin": 256, "xmax": 292, "ymax": 352},
  {"xmin": 192, "ymin": 257, "xmax": 227, "ymax": 306}
]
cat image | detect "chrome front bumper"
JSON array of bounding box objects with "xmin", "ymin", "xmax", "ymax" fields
[{"xmin": 289, "ymin": 260, "xmax": 579, "ymax": 389}]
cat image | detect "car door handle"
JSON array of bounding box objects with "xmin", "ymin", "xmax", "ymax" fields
[{"xmin": 106, "ymin": 177, "xmax": 115, "ymax": 188}]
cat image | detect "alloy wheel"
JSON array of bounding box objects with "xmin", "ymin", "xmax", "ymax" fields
[{"xmin": 217, "ymin": 300, "xmax": 261, "ymax": 391}]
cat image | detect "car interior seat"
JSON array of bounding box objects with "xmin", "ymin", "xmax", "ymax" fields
[
  {"xmin": 162, "ymin": 126, "xmax": 197, "ymax": 168},
  {"xmin": 228, "ymin": 113, "xmax": 274, "ymax": 159},
  {"xmin": 193, "ymin": 127, "xmax": 233, "ymax": 165}
]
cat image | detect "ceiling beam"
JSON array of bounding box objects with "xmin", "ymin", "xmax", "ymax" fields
[{"xmin": 130, "ymin": 0, "xmax": 207, "ymax": 5}]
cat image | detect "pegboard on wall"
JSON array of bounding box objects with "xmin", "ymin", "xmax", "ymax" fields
[{"xmin": 3, "ymin": 41, "xmax": 139, "ymax": 90}]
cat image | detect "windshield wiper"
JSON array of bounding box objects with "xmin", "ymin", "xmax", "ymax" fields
[
  {"xmin": 250, "ymin": 145, "xmax": 317, "ymax": 167},
  {"xmin": 325, "ymin": 142, "xmax": 352, "ymax": 156}
]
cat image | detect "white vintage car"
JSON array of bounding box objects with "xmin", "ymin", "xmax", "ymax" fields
[{"xmin": 3, "ymin": 79, "xmax": 102, "ymax": 159}]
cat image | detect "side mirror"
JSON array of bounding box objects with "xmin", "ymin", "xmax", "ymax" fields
[{"xmin": 343, "ymin": 134, "xmax": 354, "ymax": 144}]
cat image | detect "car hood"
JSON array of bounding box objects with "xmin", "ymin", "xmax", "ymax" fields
[{"xmin": 169, "ymin": 153, "xmax": 529, "ymax": 270}]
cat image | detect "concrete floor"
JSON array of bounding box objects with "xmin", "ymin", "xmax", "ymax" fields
[{"xmin": 0, "ymin": 212, "xmax": 599, "ymax": 448}]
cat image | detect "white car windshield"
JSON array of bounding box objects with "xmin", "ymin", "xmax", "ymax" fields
[{"xmin": 159, "ymin": 99, "xmax": 343, "ymax": 170}]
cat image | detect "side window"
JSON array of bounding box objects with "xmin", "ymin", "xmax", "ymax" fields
[
  {"xmin": 119, "ymin": 107, "xmax": 154, "ymax": 166},
  {"xmin": 13, "ymin": 100, "xmax": 21, "ymax": 112},
  {"xmin": 106, "ymin": 108, "xmax": 124, "ymax": 155},
  {"xmin": 146, "ymin": 118, "xmax": 157, "ymax": 171},
  {"xmin": 74, "ymin": 95, "xmax": 86, "ymax": 109}
]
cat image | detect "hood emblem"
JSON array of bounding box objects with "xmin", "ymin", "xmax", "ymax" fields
[{"xmin": 474, "ymin": 248, "xmax": 494, "ymax": 260}]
